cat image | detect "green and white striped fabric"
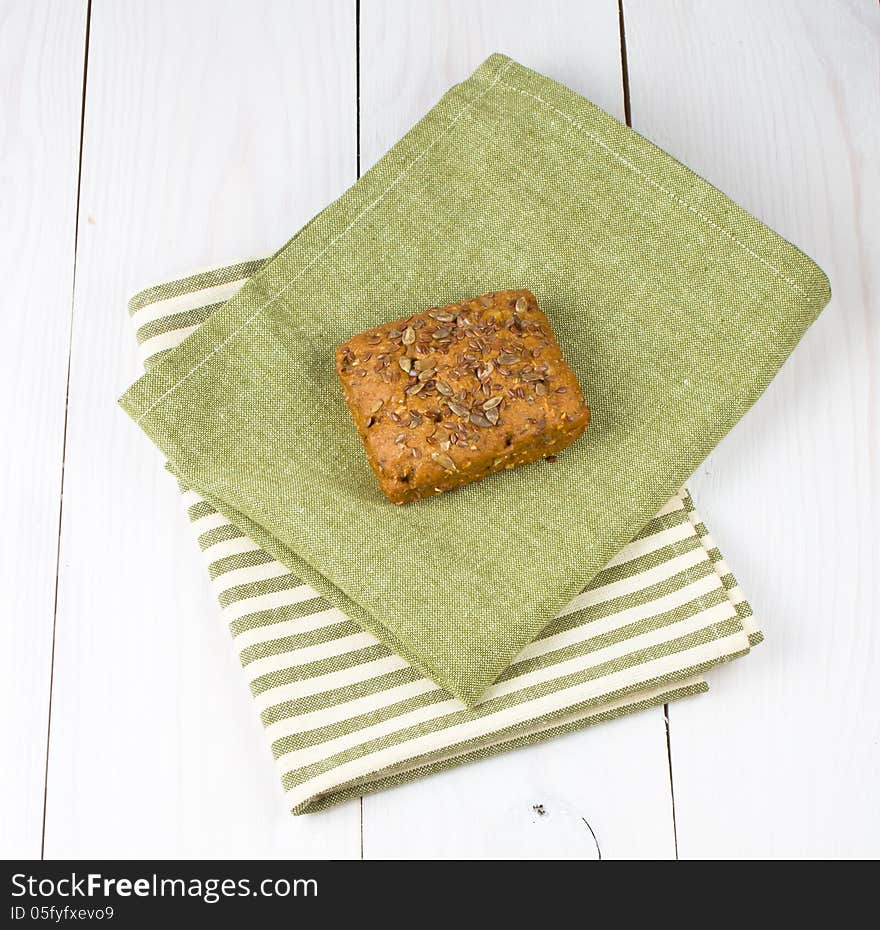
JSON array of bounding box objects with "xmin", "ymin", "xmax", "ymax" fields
[{"xmin": 129, "ymin": 260, "xmax": 762, "ymax": 814}]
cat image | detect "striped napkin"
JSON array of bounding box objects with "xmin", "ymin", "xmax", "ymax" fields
[
  {"xmin": 122, "ymin": 56, "xmax": 827, "ymax": 707},
  {"xmin": 129, "ymin": 259, "xmax": 761, "ymax": 814}
]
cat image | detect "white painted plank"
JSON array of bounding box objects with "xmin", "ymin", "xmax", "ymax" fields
[
  {"xmin": 0, "ymin": 0, "xmax": 87, "ymax": 859},
  {"xmin": 44, "ymin": 0, "xmax": 360, "ymax": 858},
  {"xmin": 359, "ymin": 0, "xmax": 677, "ymax": 859},
  {"xmin": 625, "ymin": 0, "xmax": 880, "ymax": 858}
]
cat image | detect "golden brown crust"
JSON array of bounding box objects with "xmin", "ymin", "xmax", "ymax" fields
[{"xmin": 335, "ymin": 290, "xmax": 590, "ymax": 504}]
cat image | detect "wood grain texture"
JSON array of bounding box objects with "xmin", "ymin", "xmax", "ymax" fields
[
  {"xmin": 3, "ymin": 0, "xmax": 874, "ymax": 859},
  {"xmin": 625, "ymin": 0, "xmax": 880, "ymax": 858},
  {"xmin": 358, "ymin": 0, "xmax": 676, "ymax": 860},
  {"xmin": 0, "ymin": 0, "xmax": 87, "ymax": 858},
  {"xmin": 43, "ymin": 0, "xmax": 360, "ymax": 858}
]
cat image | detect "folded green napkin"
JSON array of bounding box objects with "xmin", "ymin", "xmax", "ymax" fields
[
  {"xmin": 120, "ymin": 54, "xmax": 828, "ymax": 706},
  {"xmin": 128, "ymin": 260, "xmax": 761, "ymax": 812}
]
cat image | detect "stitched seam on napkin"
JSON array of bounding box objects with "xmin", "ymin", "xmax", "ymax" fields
[
  {"xmin": 181, "ymin": 472, "xmax": 460, "ymax": 697},
  {"xmin": 496, "ymin": 79, "xmax": 806, "ymax": 296},
  {"xmin": 132, "ymin": 61, "xmax": 516, "ymax": 425},
  {"xmin": 130, "ymin": 253, "xmax": 761, "ymax": 810},
  {"xmin": 298, "ymin": 679, "xmax": 709, "ymax": 812},
  {"xmin": 133, "ymin": 266, "xmax": 748, "ymax": 704},
  {"xmin": 132, "ymin": 61, "xmax": 812, "ymax": 426},
  {"xmin": 665, "ymin": 513, "xmax": 721, "ymax": 642}
]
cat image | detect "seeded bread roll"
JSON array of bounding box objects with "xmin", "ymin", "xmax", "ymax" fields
[{"xmin": 335, "ymin": 290, "xmax": 590, "ymax": 504}]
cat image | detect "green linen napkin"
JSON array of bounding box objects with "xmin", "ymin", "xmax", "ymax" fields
[
  {"xmin": 128, "ymin": 260, "xmax": 760, "ymax": 813},
  {"xmin": 120, "ymin": 54, "xmax": 829, "ymax": 706}
]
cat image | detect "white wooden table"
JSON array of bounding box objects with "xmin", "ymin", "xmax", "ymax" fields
[{"xmin": 2, "ymin": 0, "xmax": 877, "ymax": 860}]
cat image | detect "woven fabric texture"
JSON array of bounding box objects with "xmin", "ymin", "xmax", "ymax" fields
[
  {"xmin": 128, "ymin": 261, "xmax": 760, "ymax": 813},
  {"xmin": 120, "ymin": 55, "xmax": 828, "ymax": 704}
]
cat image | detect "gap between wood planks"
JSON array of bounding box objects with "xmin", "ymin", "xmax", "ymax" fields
[
  {"xmin": 40, "ymin": 0, "xmax": 93, "ymax": 862},
  {"xmin": 36, "ymin": 1, "xmax": 677, "ymax": 860},
  {"xmin": 351, "ymin": 1, "xmax": 675, "ymax": 859},
  {"xmin": 618, "ymin": 0, "xmax": 678, "ymax": 860},
  {"xmin": 618, "ymin": 0, "xmax": 679, "ymax": 860}
]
